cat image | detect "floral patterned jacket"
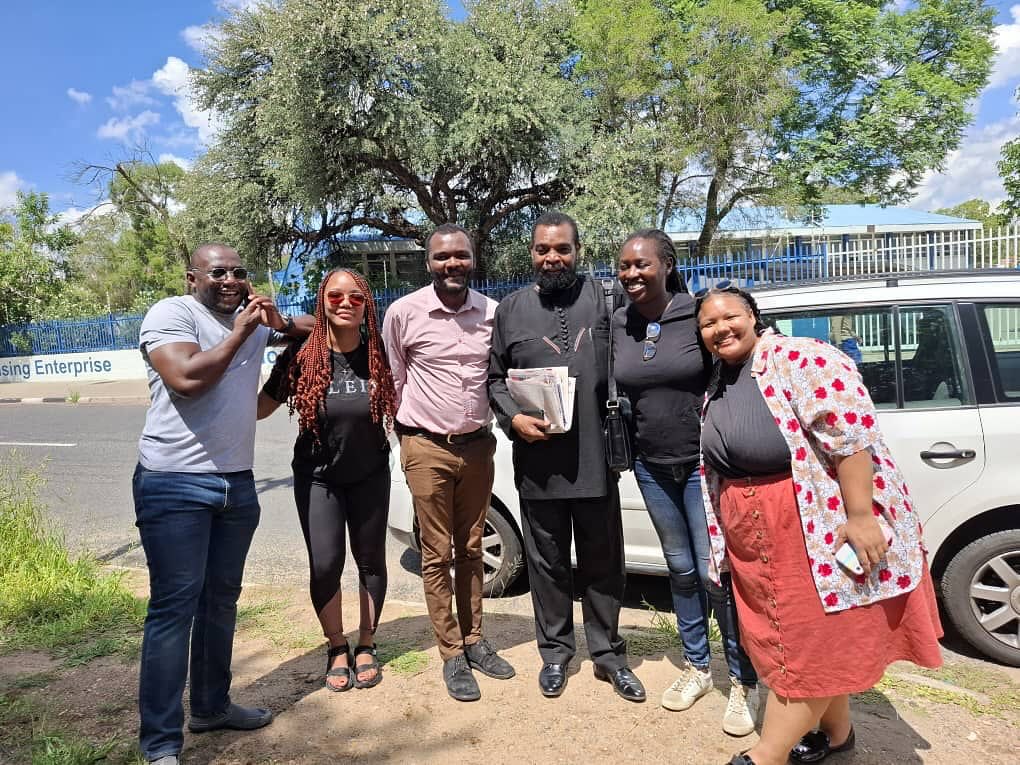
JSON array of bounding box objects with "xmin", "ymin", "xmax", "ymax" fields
[{"xmin": 700, "ymin": 329, "xmax": 927, "ymax": 613}]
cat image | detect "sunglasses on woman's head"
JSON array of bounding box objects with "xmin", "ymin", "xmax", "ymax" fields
[
  {"xmin": 693, "ymin": 278, "xmax": 736, "ymax": 299},
  {"xmin": 325, "ymin": 290, "xmax": 367, "ymax": 307}
]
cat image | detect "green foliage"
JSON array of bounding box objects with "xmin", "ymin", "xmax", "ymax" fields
[
  {"xmin": 933, "ymin": 198, "xmax": 1009, "ymax": 229},
  {"xmin": 570, "ymin": 0, "xmax": 996, "ymax": 248},
  {"xmin": 61, "ymin": 161, "xmax": 192, "ymax": 317},
  {"xmin": 185, "ymin": 0, "xmax": 588, "ymax": 275},
  {"xmin": 0, "ymin": 455, "xmax": 145, "ymax": 654},
  {"xmin": 999, "ymin": 131, "xmax": 1020, "ymax": 222},
  {"xmin": 0, "ymin": 693, "xmax": 135, "ymax": 765},
  {"xmin": 0, "ymin": 192, "xmax": 80, "ymax": 325}
]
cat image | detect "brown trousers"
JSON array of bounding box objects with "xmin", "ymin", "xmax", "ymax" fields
[{"xmin": 399, "ymin": 432, "xmax": 496, "ymax": 660}]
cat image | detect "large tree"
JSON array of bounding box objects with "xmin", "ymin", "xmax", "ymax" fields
[
  {"xmin": 570, "ymin": 0, "xmax": 996, "ymax": 254},
  {"xmin": 934, "ymin": 198, "xmax": 1008, "ymax": 229},
  {"xmin": 185, "ymin": 0, "xmax": 588, "ymax": 275},
  {"xmin": 58, "ymin": 158, "xmax": 192, "ymax": 316},
  {"xmin": 0, "ymin": 192, "xmax": 79, "ymax": 325}
]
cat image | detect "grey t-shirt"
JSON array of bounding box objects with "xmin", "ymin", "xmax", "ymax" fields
[
  {"xmin": 702, "ymin": 357, "xmax": 791, "ymax": 479},
  {"xmin": 137, "ymin": 295, "xmax": 271, "ymax": 473}
]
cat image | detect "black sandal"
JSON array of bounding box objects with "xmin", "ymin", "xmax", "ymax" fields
[
  {"xmin": 353, "ymin": 643, "xmax": 383, "ymax": 689},
  {"xmin": 325, "ymin": 642, "xmax": 353, "ymax": 692}
]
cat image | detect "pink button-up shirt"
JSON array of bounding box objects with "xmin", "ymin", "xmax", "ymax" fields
[{"xmin": 382, "ymin": 285, "xmax": 497, "ymax": 435}]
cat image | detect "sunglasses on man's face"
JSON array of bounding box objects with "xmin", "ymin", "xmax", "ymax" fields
[
  {"xmin": 190, "ymin": 267, "xmax": 249, "ymax": 281},
  {"xmin": 642, "ymin": 321, "xmax": 661, "ymax": 361},
  {"xmin": 325, "ymin": 290, "xmax": 367, "ymax": 308},
  {"xmin": 693, "ymin": 278, "xmax": 735, "ymax": 299}
]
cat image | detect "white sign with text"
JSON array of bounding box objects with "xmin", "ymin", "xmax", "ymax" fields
[{"xmin": 0, "ymin": 349, "xmax": 280, "ymax": 384}]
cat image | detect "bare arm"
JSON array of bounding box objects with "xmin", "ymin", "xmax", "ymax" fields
[
  {"xmin": 833, "ymin": 449, "xmax": 889, "ymax": 575},
  {"xmin": 257, "ymin": 391, "xmax": 283, "ymax": 419},
  {"xmin": 147, "ymin": 298, "xmax": 268, "ymax": 398}
]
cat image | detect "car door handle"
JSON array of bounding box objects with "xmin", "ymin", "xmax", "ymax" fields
[{"xmin": 920, "ymin": 449, "xmax": 976, "ymax": 460}]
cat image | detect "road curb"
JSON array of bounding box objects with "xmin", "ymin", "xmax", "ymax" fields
[{"xmin": 0, "ymin": 396, "xmax": 150, "ymax": 405}]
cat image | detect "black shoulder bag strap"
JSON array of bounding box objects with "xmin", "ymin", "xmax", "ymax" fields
[{"xmin": 600, "ymin": 277, "xmax": 631, "ymax": 472}]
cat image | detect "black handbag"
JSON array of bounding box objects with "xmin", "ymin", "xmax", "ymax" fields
[{"xmin": 600, "ymin": 278, "xmax": 632, "ymax": 473}]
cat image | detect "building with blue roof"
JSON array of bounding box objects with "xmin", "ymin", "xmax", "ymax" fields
[{"xmin": 665, "ymin": 204, "xmax": 979, "ymax": 242}]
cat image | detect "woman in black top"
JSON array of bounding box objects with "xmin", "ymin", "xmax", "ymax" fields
[
  {"xmin": 258, "ymin": 269, "xmax": 396, "ymax": 691},
  {"xmin": 612, "ymin": 230, "xmax": 757, "ymax": 735}
]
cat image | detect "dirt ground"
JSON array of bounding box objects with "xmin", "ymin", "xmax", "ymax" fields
[{"xmin": 2, "ymin": 579, "xmax": 1019, "ymax": 765}]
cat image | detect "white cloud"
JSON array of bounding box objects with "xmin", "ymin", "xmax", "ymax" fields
[
  {"xmin": 66, "ymin": 87, "xmax": 92, "ymax": 105},
  {"xmin": 910, "ymin": 114, "xmax": 1020, "ymax": 210},
  {"xmin": 106, "ymin": 79, "xmax": 157, "ymax": 111},
  {"xmin": 989, "ymin": 5, "xmax": 1020, "ymax": 90},
  {"xmin": 96, "ymin": 110, "xmax": 161, "ymax": 142},
  {"xmin": 158, "ymin": 153, "xmax": 193, "ymax": 170},
  {"xmin": 217, "ymin": 0, "xmax": 262, "ymax": 11},
  {"xmin": 0, "ymin": 170, "xmax": 27, "ymax": 209},
  {"xmin": 152, "ymin": 56, "xmax": 222, "ymax": 144},
  {"xmin": 181, "ymin": 23, "xmax": 223, "ymax": 53},
  {"xmin": 55, "ymin": 203, "xmax": 106, "ymax": 228}
]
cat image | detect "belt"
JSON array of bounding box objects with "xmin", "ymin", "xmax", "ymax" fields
[{"xmin": 395, "ymin": 423, "xmax": 491, "ymax": 445}]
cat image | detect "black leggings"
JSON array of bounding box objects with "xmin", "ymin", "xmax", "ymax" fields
[{"xmin": 293, "ymin": 464, "xmax": 390, "ymax": 633}]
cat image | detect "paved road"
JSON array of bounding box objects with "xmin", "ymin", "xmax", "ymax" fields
[
  {"xmin": 0, "ymin": 402, "xmax": 675, "ymax": 614},
  {"xmin": 0, "ymin": 404, "xmax": 435, "ymax": 604}
]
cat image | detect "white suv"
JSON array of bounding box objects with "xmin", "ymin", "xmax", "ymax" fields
[{"xmin": 387, "ymin": 270, "xmax": 1020, "ymax": 666}]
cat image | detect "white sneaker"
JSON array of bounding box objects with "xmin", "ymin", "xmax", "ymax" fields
[
  {"xmin": 149, "ymin": 757, "xmax": 178, "ymax": 765},
  {"xmin": 661, "ymin": 665, "xmax": 713, "ymax": 711},
  {"xmin": 722, "ymin": 676, "xmax": 759, "ymax": 736}
]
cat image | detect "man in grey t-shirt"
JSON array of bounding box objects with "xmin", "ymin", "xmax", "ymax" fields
[{"xmin": 133, "ymin": 243, "xmax": 311, "ymax": 765}]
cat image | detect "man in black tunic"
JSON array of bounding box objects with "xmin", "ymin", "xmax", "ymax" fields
[{"xmin": 488, "ymin": 211, "xmax": 645, "ymax": 702}]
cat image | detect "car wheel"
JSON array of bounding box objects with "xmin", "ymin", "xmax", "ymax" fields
[
  {"xmin": 941, "ymin": 530, "xmax": 1020, "ymax": 667},
  {"xmin": 481, "ymin": 507, "xmax": 524, "ymax": 598}
]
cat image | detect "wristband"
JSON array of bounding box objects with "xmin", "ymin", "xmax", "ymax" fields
[{"xmin": 282, "ymin": 315, "xmax": 295, "ymax": 334}]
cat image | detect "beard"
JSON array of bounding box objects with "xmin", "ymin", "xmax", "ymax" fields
[{"xmin": 535, "ymin": 266, "xmax": 578, "ymax": 293}]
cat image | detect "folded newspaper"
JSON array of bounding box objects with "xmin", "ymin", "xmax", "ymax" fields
[{"xmin": 506, "ymin": 367, "xmax": 576, "ymax": 434}]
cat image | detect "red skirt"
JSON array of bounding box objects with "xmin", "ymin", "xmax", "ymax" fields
[{"xmin": 719, "ymin": 473, "xmax": 943, "ymax": 698}]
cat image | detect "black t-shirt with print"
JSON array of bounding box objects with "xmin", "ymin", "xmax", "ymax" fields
[{"xmin": 263, "ymin": 341, "xmax": 389, "ymax": 483}]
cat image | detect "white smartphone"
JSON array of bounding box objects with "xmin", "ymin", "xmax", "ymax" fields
[{"xmin": 835, "ymin": 542, "xmax": 864, "ymax": 576}]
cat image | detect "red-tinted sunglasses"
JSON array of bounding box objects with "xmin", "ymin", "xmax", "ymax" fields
[{"xmin": 324, "ymin": 290, "xmax": 367, "ymax": 307}]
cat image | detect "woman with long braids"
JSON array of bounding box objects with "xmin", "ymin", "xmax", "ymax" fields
[{"xmin": 258, "ymin": 268, "xmax": 397, "ymax": 691}]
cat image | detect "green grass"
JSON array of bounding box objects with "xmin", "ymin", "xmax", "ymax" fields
[
  {"xmin": 7, "ymin": 672, "xmax": 58, "ymax": 691},
  {"xmin": 875, "ymin": 664, "xmax": 1020, "ymax": 724},
  {"xmin": 234, "ymin": 598, "xmax": 321, "ymax": 651},
  {"xmin": 66, "ymin": 391, "xmax": 81, "ymax": 405},
  {"xmin": 0, "ymin": 692, "xmax": 139, "ymax": 765},
  {"xmin": 377, "ymin": 636, "xmax": 430, "ymax": 676},
  {"xmin": 0, "ymin": 455, "xmax": 146, "ymax": 657},
  {"xmin": 632, "ymin": 598, "xmax": 722, "ymax": 654}
]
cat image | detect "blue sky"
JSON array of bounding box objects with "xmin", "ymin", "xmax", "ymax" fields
[{"xmin": 0, "ymin": 0, "xmax": 1017, "ymax": 221}]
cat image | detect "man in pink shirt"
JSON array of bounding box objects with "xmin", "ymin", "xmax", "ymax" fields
[{"xmin": 382, "ymin": 223, "xmax": 514, "ymax": 701}]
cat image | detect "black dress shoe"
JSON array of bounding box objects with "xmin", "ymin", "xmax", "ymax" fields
[
  {"xmin": 443, "ymin": 654, "xmax": 480, "ymax": 702},
  {"xmin": 790, "ymin": 726, "xmax": 855, "ymax": 763},
  {"xmin": 726, "ymin": 753, "xmax": 756, "ymax": 765},
  {"xmin": 593, "ymin": 664, "xmax": 646, "ymax": 702},
  {"xmin": 538, "ymin": 663, "xmax": 567, "ymax": 697}
]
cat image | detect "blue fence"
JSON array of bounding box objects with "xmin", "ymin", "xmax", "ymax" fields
[
  {"xmin": 0, "ymin": 313, "xmax": 145, "ymax": 357},
  {"xmin": 0, "ymin": 252, "xmax": 826, "ymax": 358}
]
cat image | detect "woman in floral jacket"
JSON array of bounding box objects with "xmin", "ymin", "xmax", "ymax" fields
[{"xmin": 695, "ymin": 283, "xmax": 943, "ymax": 765}]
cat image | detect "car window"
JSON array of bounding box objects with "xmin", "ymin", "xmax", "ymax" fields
[
  {"xmin": 977, "ymin": 303, "xmax": 1020, "ymax": 401},
  {"xmin": 766, "ymin": 304, "xmax": 971, "ymax": 410}
]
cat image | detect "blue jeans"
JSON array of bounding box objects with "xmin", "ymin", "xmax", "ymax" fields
[
  {"xmin": 634, "ymin": 458, "xmax": 756, "ymax": 685},
  {"xmin": 132, "ymin": 464, "xmax": 261, "ymax": 760}
]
